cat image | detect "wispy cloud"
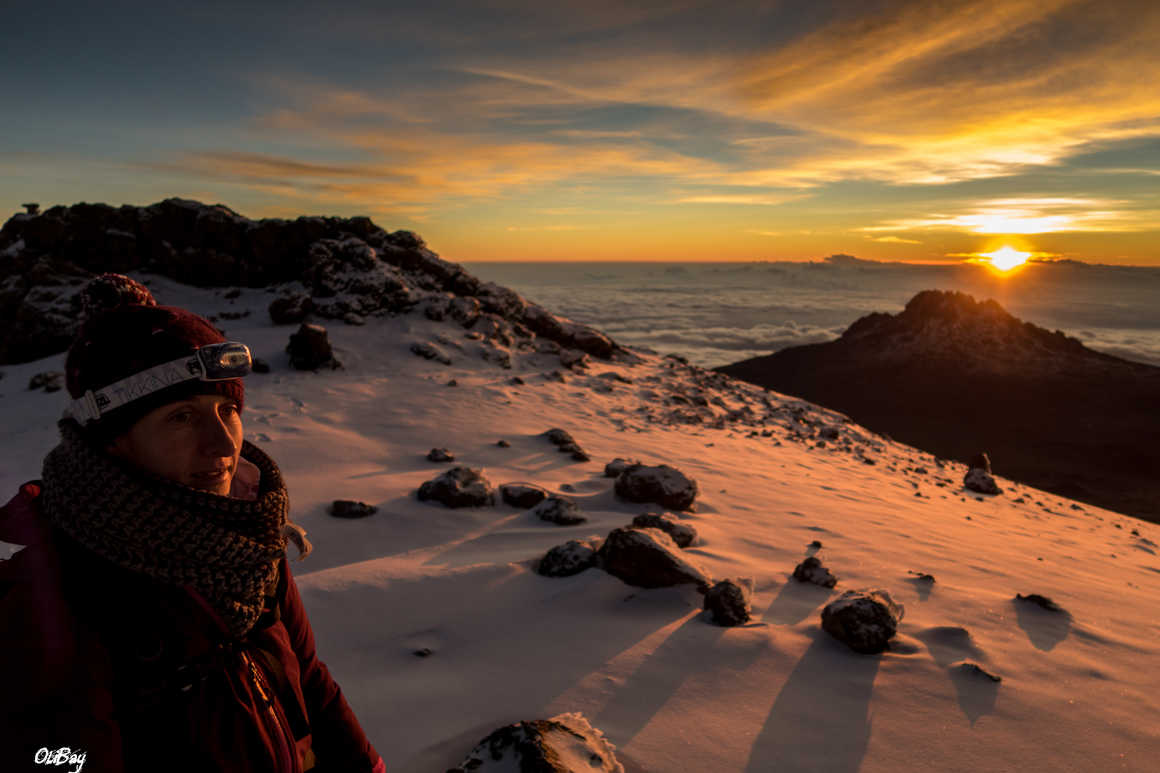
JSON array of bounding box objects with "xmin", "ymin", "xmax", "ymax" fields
[
  {"xmin": 868, "ymin": 235, "xmax": 922, "ymax": 244},
  {"xmin": 864, "ymin": 196, "xmax": 1154, "ymax": 234}
]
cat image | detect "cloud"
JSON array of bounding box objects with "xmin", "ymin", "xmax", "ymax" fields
[
  {"xmin": 868, "ymin": 235, "xmax": 922, "ymax": 244},
  {"xmin": 864, "ymin": 196, "xmax": 1155, "ymax": 235}
]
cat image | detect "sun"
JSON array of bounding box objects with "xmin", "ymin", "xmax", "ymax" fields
[{"xmin": 980, "ymin": 246, "xmax": 1030, "ymax": 272}]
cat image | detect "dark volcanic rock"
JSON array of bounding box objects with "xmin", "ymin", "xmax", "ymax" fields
[
  {"xmin": 544, "ymin": 428, "xmax": 576, "ymax": 446},
  {"xmin": 329, "ymin": 500, "xmax": 377, "ymax": 519},
  {"xmin": 703, "ymin": 578, "xmax": 753, "ymax": 626},
  {"xmin": 630, "ymin": 513, "xmax": 697, "ymax": 548},
  {"xmin": 821, "ymin": 589, "xmax": 904, "ymax": 654},
  {"xmin": 964, "ymin": 468, "xmax": 1002, "ymax": 495},
  {"xmin": 417, "ymin": 467, "xmax": 496, "ymax": 507},
  {"xmin": 449, "ymin": 712, "xmax": 624, "ymax": 773},
  {"xmin": 614, "ymin": 464, "xmax": 698, "ymax": 511},
  {"xmin": 537, "ymin": 539, "xmax": 600, "ymax": 577},
  {"xmin": 596, "ymin": 527, "xmax": 710, "ymax": 589},
  {"xmin": 286, "ymin": 323, "xmax": 340, "ymax": 370},
  {"xmin": 531, "ymin": 496, "xmax": 587, "ymax": 525},
  {"xmin": 604, "ymin": 457, "xmax": 640, "ymax": 478},
  {"xmin": 716, "ymin": 289, "xmax": 1160, "ymax": 524},
  {"xmin": 793, "ymin": 555, "xmax": 837, "ymax": 588},
  {"xmin": 427, "ymin": 447, "xmax": 455, "ymax": 462},
  {"xmin": 501, "ymin": 483, "xmax": 549, "ymax": 508}
]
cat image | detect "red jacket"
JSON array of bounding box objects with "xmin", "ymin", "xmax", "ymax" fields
[{"xmin": 0, "ymin": 482, "xmax": 386, "ymax": 773}]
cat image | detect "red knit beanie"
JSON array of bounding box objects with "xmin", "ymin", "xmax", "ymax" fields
[{"xmin": 65, "ymin": 275, "xmax": 245, "ymax": 442}]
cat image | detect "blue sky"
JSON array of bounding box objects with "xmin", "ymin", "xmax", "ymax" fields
[{"xmin": 3, "ymin": 0, "xmax": 1159, "ymax": 264}]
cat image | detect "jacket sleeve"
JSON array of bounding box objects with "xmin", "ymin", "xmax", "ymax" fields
[{"xmin": 280, "ymin": 560, "xmax": 384, "ymax": 773}]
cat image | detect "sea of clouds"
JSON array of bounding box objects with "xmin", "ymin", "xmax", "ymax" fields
[{"xmin": 465, "ymin": 259, "xmax": 1160, "ymax": 368}]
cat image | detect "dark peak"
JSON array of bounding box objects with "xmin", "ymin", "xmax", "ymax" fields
[
  {"xmin": 900, "ymin": 290, "xmax": 1015, "ymax": 325},
  {"xmin": 841, "ymin": 289, "xmax": 1091, "ymax": 362}
]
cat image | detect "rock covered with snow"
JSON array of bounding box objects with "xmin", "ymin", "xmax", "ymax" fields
[
  {"xmin": 531, "ymin": 496, "xmax": 587, "ymax": 525},
  {"xmin": 596, "ymin": 527, "xmax": 711, "ymax": 589},
  {"xmin": 500, "ymin": 483, "xmax": 549, "ymax": 508},
  {"xmin": 703, "ymin": 578, "xmax": 753, "ymax": 626},
  {"xmin": 614, "ymin": 463, "xmax": 699, "ymax": 511},
  {"xmin": 964, "ymin": 467, "xmax": 1002, "ymax": 495},
  {"xmin": 537, "ymin": 539, "xmax": 601, "ymax": 577},
  {"xmin": 630, "ymin": 513, "xmax": 697, "ymax": 548},
  {"xmin": 821, "ymin": 589, "xmax": 904, "ymax": 654},
  {"xmin": 417, "ymin": 467, "xmax": 496, "ymax": 507},
  {"xmin": 793, "ymin": 555, "xmax": 837, "ymax": 588},
  {"xmin": 449, "ymin": 712, "xmax": 624, "ymax": 773}
]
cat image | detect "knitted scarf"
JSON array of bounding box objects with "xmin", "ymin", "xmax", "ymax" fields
[{"xmin": 40, "ymin": 420, "xmax": 290, "ymax": 640}]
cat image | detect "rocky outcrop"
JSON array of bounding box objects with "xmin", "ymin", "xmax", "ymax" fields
[
  {"xmin": 614, "ymin": 464, "xmax": 698, "ymax": 511},
  {"xmin": 417, "ymin": 467, "xmax": 496, "ymax": 508},
  {"xmin": 630, "ymin": 513, "xmax": 697, "ymax": 548},
  {"xmin": 717, "ymin": 289, "xmax": 1160, "ymax": 523},
  {"xmin": 596, "ymin": 527, "xmax": 710, "ymax": 589},
  {"xmin": 449, "ymin": 712, "xmax": 624, "ymax": 773},
  {"xmin": 1, "ymin": 198, "xmax": 630, "ymax": 365},
  {"xmin": 821, "ymin": 589, "xmax": 904, "ymax": 654},
  {"xmin": 703, "ymin": 578, "xmax": 753, "ymax": 626}
]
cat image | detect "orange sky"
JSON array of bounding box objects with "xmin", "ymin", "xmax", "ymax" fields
[{"xmin": 3, "ymin": 0, "xmax": 1158, "ymax": 265}]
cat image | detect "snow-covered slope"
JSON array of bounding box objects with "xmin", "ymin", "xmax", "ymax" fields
[{"xmin": 2, "ymin": 274, "xmax": 1157, "ymax": 772}]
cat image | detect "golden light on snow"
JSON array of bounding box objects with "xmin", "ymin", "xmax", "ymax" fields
[{"xmin": 981, "ymin": 246, "xmax": 1030, "ymax": 272}]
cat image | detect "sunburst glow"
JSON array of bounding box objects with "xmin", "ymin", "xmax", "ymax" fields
[{"xmin": 980, "ymin": 246, "xmax": 1030, "ymax": 271}]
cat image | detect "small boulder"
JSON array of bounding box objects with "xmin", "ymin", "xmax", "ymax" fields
[
  {"xmin": 410, "ymin": 341, "xmax": 451, "ymax": 365},
  {"xmin": 537, "ymin": 539, "xmax": 600, "ymax": 577},
  {"xmin": 793, "ymin": 556, "xmax": 837, "ymax": 588},
  {"xmin": 501, "ymin": 483, "xmax": 549, "ymax": 508},
  {"xmin": 704, "ymin": 578, "xmax": 753, "ymax": 626},
  {"xmin": 614, "ymin": 464, "xmax": 698, "ymax": 511},
  {"xmin": 631, "ymin": 513, "xmax": 697, "ymax": 548},
  {"xmin": 821, "ymin": 589, "xmax": 904, "ymax": 654},
  {"xmin": 1015, "ymin": 593, "xmax": 1065, "ymax": 613},
  {"xmin": 596, "ymin": 527, "xmax": 711, "ymax": 589},
  {"xmin": 603, "ymin": 457, "xmax": 640, "ymax": 478},
  {"xmin": 417, "ymin": 467, "xmax": 496, "ymax": 508},
  {"xmin": 531, "ymin": 496, "xmax": 587, "ymax": 525},
  {"xmin": 449, "ymin": 712, "xmax": 624, "ymax": 773},
  {"xmin": 544, "ymin": 428, "xmax": 576, "ymax": 446},
  {"xmin": 329, "ymin": 500, "xmax": 377, "ymax": 519},
  {"xmin": 964, "ymin": 468, "xmax": 1002, "ymax": 495},
  {"xmin": 286, "ymin": 323, "xmax": 340, "ymax": 370},
  {"xmin": 28, "ymin": 371, "xmax": 64, "ymax": 392},
  {"xmin": 558, "ymin": 441, "xmax": 591, "ymax": 462},
  {"xmin": 427, "ymin": 447, "xmax": 455, "ymax": 462},
  {"xmin": 496, "ymin": 439, "xmax": 511, "ymax": 448}
]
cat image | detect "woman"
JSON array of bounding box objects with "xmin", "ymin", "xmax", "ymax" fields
[{"xmin": 0, "ymin": 276, "xmax": 385, "ymax": 773}]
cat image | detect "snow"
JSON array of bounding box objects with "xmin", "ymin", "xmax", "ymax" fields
[{"xmin": 2, "ymin": 271, "xmax": 1159, "ymax": 771}]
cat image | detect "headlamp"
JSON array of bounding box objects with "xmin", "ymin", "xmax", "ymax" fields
[{"xmin": 65, "ymin": 342, "xmax": 252, "ymax": 426}]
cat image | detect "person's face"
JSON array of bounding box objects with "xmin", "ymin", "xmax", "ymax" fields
[{"xmin": 110, "ymin": 394, "xmax": 243, "ymax": 496}]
